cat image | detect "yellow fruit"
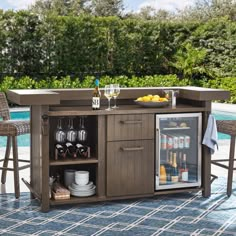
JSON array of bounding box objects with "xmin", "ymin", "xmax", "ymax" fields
[
  {"xmin": 147, "ymin": 94, "xmax": 153, "ymax": 97},
  {"xmin": 142, "ymin": 96, "xmax": 151, "ymax": 102},
  {"xmin": 153, "ymin": 95, "xmax": 160, "ymax": 99},
  {"xmin": 159, "ymin": 97, "xmax": 168, "ymax": 102},
  {"xmin": 152, "ymin": 97, "xmax": 160, "ymax": 102},
  {"xmin": 136, "ymin": 97, "xmax": 143, "ymax": 101},
  {"xmin": 152, "ymin": 95, "xmax": 160, "ymax": 101}
]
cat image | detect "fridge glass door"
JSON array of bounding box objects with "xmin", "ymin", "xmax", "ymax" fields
[{"xmin": 155, "ymin": 113, "xmax": 202, "ymax": 190}]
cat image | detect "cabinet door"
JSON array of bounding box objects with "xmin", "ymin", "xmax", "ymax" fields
[
  {"xmin": 107, "ymin": 114, "xmax": 154, "ymax": 141},
  {"xmin": 107, "ymin": 140, "xmax": 154, "ymax": 197}
]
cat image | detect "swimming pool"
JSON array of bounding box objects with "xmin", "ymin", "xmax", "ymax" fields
[{"xmin": 0, "ymin": 110, "xmax": 236, "ymax": 147}]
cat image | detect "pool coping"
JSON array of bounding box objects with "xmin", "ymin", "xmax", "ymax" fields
[
  {"xmin": 10, "ymin": 107, "xmax": 30, "ymax": 112},
  {"xmin": 212, "ymin": 103, "xmax": 236, "ymax": 113}
]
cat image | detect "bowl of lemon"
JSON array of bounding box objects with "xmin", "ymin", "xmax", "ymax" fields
[{"xmin": 134, "ymin": 94, "xmax": 169, "ymax": 108}]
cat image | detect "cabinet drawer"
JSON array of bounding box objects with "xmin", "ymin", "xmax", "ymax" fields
[
  {"xmin": 107, "ymin": 140, "xmax": 154, "ymax": 197},
  {"xmin": 107, "ymin": 114, "xmax": 154, "ymax": 141}
]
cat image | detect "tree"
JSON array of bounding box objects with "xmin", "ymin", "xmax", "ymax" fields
[
  {"xmin": 179, "ymin": 0, "xmax": 236, "ymax": 22},
  {"xmin": 30, "ymin": 0, "xmax": 91, "ymax": 16},
  {"xmin": 91, "ymin": 0, "xmax": 124, "ymax": 17}
]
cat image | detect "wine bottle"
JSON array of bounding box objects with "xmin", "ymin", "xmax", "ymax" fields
[
  {"xmin": 165, "ymin": 151, "xmax": 172, "ymax": 182},
  {"xmin": 92, "ymin": 79, "xmax": 101, "ymax": 110},
  {"xmin": 160, "ymin": 165, "xmax": 167, "ymax": 184},
  {"xmin": 76, "ymin": 143, "xmax": 88, "ymax": 158},
  {"xmin": 180, "ymin": 153, "xmax": 189, "ymax": 182},
  {"xmin": 171, "ymin": 152, "xmax": 179, "ymax": 183},
  {"xmin": 55, "ymin": 143, "xmax": 66, "ymax": 160},
  {"xmin": 65, "ymin": 142, "xmax": 77, "ymax": 158}
]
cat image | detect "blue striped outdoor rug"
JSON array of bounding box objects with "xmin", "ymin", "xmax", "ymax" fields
[{"xmin": 0, "ymin": 177, "xmax": 235, "ymax": 236}]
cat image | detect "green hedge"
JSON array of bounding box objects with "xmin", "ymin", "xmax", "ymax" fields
[
  {"xmin": 1, "ymin": 11, "xmax": 236, "ymax": 78},
  {"xmin": 2, "ymin": 75, "xmax": 234, "ymax": 103},
  {"xmin": 200, "ymin": 77, "xmax": 236, "ymax": 103},
  {"xmin": 0, "ymin": 74, "xmax": 190, "ymax": 91}
]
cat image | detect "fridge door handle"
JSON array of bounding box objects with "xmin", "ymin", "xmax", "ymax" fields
[
  {"xmin": 155, "ymin": 126, "xmax": 160, "ymax": 189},
  {"xmin": 156, "ymin": 128, "xmax": 160, "ymax": 159}
]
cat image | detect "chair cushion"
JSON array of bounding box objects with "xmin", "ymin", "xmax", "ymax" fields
[{"xmin": 0, "ymin": 120, "xmax": 30, "ymax": 136}]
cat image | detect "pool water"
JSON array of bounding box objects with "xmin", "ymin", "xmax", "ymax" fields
[{"xmin": 0, "ymin": 110, "xmax": 236, "ymax": 147}]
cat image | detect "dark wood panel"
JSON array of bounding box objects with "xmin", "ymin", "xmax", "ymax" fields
[
  {"xmin": 201, "ymin": 102, "xmax": 211, "ymax": 197},
  {"xmin": 107, "ymin": 140, "xmax": 154, "ymax": 197},
  {"xmin": 31, "ymin": 105, "xmax": 50, "ymax": 212},
  {"xmin": 30, "ymin": 105, "xmax": 42, "ymax": 198},
  {"xmin": 47, "ymin": 104, "xmax": 206, "ymax": 116},
  {"xmin": 41, "ymin": 105, "xmax": 50, "ymax": 212},
  {"xmin": 97, "ymin": 115, "xmax": 106, "ymax": 198},
  {"xmin": 107, "ymin": 114, "xmax": 154, "ymax": 141}
]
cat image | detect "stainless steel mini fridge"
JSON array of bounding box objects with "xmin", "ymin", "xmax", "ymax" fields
[{"xmin": 155, "ymin": 113, "xmax": 202, "ymax": 190}]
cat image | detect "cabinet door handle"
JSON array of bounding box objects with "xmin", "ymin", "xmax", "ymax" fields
[
  {"xmin": 41, "ymin": 114, "xmax": 49, "ymax": 136},
  {"xmin": 120, "ymin": 146, "xmax": 144, "ymax": 151},
  {"xmin": 120, "ymin": 120, "xmax": 142, "ymax": 124}
]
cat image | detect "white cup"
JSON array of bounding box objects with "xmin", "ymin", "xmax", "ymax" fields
[{"xmin": 64, "ymin": 169, "xmax": 76, "ymax": 187}]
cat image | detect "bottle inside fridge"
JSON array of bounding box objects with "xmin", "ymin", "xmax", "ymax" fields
[{"xmin": 155, "ymin": 113, "xmax": 202, "ymax": 190}]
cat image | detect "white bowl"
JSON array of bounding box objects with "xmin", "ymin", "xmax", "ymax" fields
[
  {"xmin": 71, "ymin": 181, "xmax": 94, "ymax": 190},
  {"xmin": 75, "ymin": 171, "xmax": 89, "ymax": 185},
  {"xmin": 75, "ymin": 171, "xmax": 89, "ymax": 178}
]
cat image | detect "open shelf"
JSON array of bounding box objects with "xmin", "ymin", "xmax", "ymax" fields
[
  {"xmin": 163, "ymin": 127, "xmax": 190, "ymax": 130},
  {"xmin": 50, "ymin": 195, "xmax": 105, "ymax": 205},
  {"xmin": 49, "ymin": 158, "xmax": 98, "ymax": 166}
]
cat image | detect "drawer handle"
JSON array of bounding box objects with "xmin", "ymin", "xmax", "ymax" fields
[
  {"xmin": 120, "ymin": 146, "xmax": 144, "ymax": 151},
  {"xmin": 120, "ymin": 120, "xmax": 142, "ymax": 124}
]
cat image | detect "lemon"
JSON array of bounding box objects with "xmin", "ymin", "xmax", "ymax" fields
[
  {"xmin": 159, "ymin": 97, "xmax": 168, "ymax": 102},
  {"xmin": 152, "ymin": 97, "xmax": 160, "ymax": 102},
  {"xmin": 142, "ymin": 96, "xmax": 151, "ymax": 102},
  {"xmin": 153, "ymin": 95, "xmax": 160, "ymax": 99},
  {"xmin": 136, "ymin": 97, "xmax": 143, "ymax": 101}
]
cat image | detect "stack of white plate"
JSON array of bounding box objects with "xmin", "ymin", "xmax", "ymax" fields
[
  {"xmin": 69, "ymin": 171, "xmax": 96, "ymax": 197},
  {"xmin": 69, "ymin": 181, "xmax": 96, "ymax": 197}
]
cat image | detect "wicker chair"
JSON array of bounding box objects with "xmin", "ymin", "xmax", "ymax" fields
[
  {"xmin": 211, "ymin": 120, "xmax": 236, "ymax": 197},
  {"xmin": 0, "ymin": 92, "xmax": 30, "ymax": 198}
]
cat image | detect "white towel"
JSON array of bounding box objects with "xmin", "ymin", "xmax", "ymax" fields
[{"xmin": 202, "ymin": 114, "xmax": 218, "ymax": 154}]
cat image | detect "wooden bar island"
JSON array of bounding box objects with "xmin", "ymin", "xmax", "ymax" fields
[{"xmin": 7, "ymin": 86, "xmax": 230, "ymax": 212}]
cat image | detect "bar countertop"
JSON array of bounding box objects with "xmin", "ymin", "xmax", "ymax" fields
[{"xmin": 7, "ymin": 86, "xmax": 230, "ymax": 106}]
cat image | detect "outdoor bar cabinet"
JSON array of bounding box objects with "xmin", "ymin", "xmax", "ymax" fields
[{"xmin": 7, "ymin": 86, "xmax": 230, "ymax": 212}]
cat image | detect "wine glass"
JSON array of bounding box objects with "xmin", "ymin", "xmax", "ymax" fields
[
  {"xmin": 54, "ymin": 117, "xmax": 66, "ymax": 159},
  {"xmin": 77, "ymin": 116, "xmax": 88, "ymax": 144},
  {"xmin": 66, "ymin": 117, "xmax": 77, "ymax": 143},
  {"xmin": 104, "ymin": 85, "xmax": 114, "ymax": 111},
  {"xmin": 111, "ymin": 84, "xmax": 120, "ymax": 109},
  {"xmin": 54, "ymin": 117, "xmax": 66, "ymax": 144}
]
